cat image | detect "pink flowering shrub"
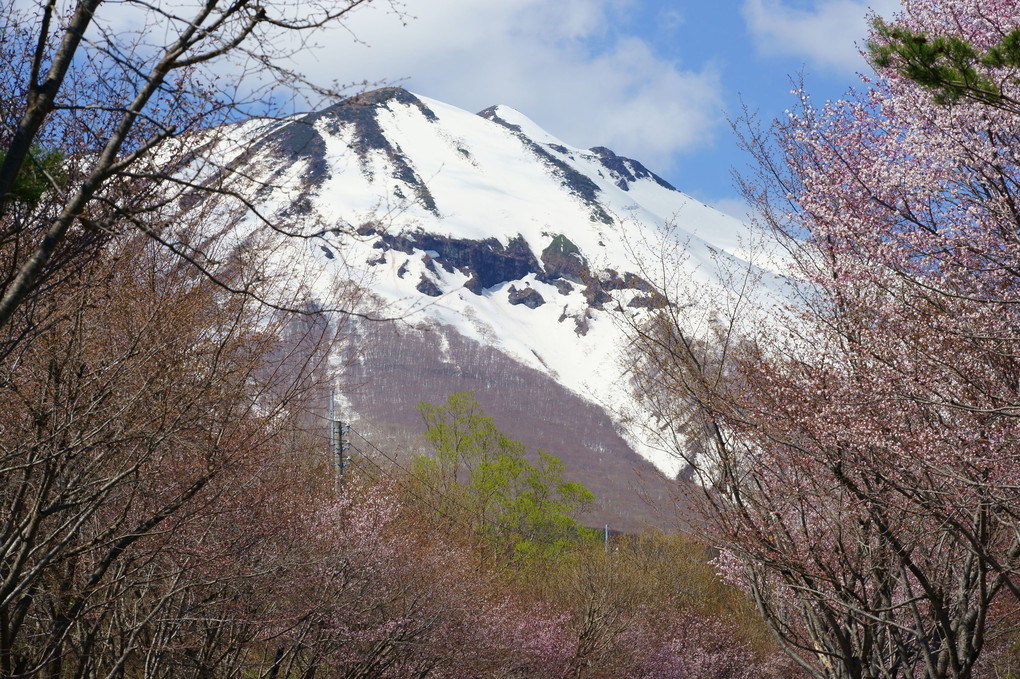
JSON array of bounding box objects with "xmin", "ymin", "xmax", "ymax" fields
[
  {"xmin": 637, "ymin": 613, "xmax": 760, "ymax": 679},
  {"xmin": 266, "ymin": 474, "xmax": 574, "ymax": 678}
]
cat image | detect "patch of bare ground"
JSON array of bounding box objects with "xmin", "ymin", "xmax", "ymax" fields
[{"xmin": 339, "ymin": 319, "xmax": 695, "ymax": 534}]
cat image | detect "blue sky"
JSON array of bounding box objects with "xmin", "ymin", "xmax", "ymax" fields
[{"xmin": 291, "ymin": 0, "xmax": 901, "ymax": 220}]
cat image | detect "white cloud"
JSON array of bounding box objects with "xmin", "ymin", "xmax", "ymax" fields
[
  {"xmin": 283, "ymin": 0, "xmax": 723, "ymax": 174},
  {"xmin": 54, "ymin": 0, "xmax": 723, "ymax": 179},
  {"xmin": 741, "ymin": 0, "xmax": 901, "ymax": 73}
]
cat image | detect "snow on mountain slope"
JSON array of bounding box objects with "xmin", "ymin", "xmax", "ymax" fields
[{"xmin": 211, "ymin": 87, "xmax": 775, "ymax": 478}]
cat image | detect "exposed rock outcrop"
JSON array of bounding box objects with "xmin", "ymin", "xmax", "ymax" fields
[
  {"xmin": 373, "ymin": 227, "xmax": 660, "ymax": 312},
  {"xmin": 508, "ymin": 284, "xmax": 545, "ymax": 308},
  {"xmin": 256, "ymin": 117, "xmax": 329, "ymax": 187},
  {"xmin": 416, "ymin": 274, "xmax": 443, "ymax": 297},
  {"xmin": 376, "ymin": 231, "xmax": 541, "ymax": 293},
  {"xmin": 540, "ymin": 234, "xmax": 588, "ymax": 284},
  {"xmin": 589, "ymin": 146, "xmax": 677, "ymax": 192},
  {"xmin": 583, "ymin": 269, "xmax": 658, "ymax": 310}
]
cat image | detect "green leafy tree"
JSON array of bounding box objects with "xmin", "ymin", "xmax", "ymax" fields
[
  {"xmin": 413, "ymin": 391, "xmax": 595, "ymax": 565},
  {"xmin": 0, "ymin": 145, "xmax": 66, "ymax": 206}
]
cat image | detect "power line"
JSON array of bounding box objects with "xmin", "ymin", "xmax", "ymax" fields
[
  {"xmin": 344, "ymin": 424, "xmax": 500, "ymax": 533},
  {"xmin": 284, "ymin": 399, "xmax": 488, "ymax": 533},
  {"xmin": 286, "ymin": 399, "xmax": 611, "ymax": 546}
]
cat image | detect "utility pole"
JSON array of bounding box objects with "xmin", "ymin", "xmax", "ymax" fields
[
  {"xmin": 329, "ymin": 389, "xmax": 350, "ymax": 481},
  {"xmin": 604, "ymin": 524, "xmax": 609, "ymax": 554}
]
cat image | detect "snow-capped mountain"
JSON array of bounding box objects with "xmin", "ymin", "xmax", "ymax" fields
[{"xmin": 208, "ymin": 87, "xmax": 769, "ymax": 529}]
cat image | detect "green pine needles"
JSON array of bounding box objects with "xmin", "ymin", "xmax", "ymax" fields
[
  {"xmin": 869, "ymin": 18, "xmax": 1020, "ymax": 110},
  {"xmin": 0, "ymin": 145, "xmax": 67, "ymax": 207}
]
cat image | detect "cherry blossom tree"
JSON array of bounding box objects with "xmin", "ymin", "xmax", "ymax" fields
[
  {"xmin": 256, "ymin": 474, "xmax": 574, "ymax": 679},
  {"xmin": 628, "ymin": 2, "xmax": 1020, "ymax": 678}
]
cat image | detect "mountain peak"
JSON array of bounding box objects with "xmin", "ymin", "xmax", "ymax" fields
[
  {"xmin": 317, "ymin": 86, "xmax": 438, "ymax": 123},
  {"xmin": 477, "ymin": 104, "xmax": 566, "ymax": 148},
  {"xmin": 211, "ymin": 91, "xmax": 762, "ymax": 478}
]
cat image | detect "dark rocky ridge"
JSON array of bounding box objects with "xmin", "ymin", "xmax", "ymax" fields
[
  {"xmin": 367, "ymin": 225, "xmax": 664, "ymax": 317},
  {"xmin": 478, "ymin": 106, "xmax": 614, "ymax": 225},
  {"xmin": 416, "ymin": 274, "xmax": 443, "ymax": 297},
  {"xmin": 372, "ymin": 229, "xmax": 541, "ymax": 294},
  {"xmin": 248, "ymin": 87, "xmax": 440, "ymax": 216},
  {"xmin": 589, "ymin": 146, "xmax": 677, "ymax": 192},
  {"xmin": 600, "ymin": 269, "xmax": 667, "ymax": 310},
  {"xmin": 256, "ymin": 117, "xmax": 330, "ymax": 188},
  {"xmin": 537, "ymin": 235, "xmax": 660, "ymax": 310},
  {"xmin": 312, "ymin": 88, "xmax": 439, "ymax": 215},
  {"xmin": 187, "ymin": 114, "xmax": 329, "ymax": 219}
]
